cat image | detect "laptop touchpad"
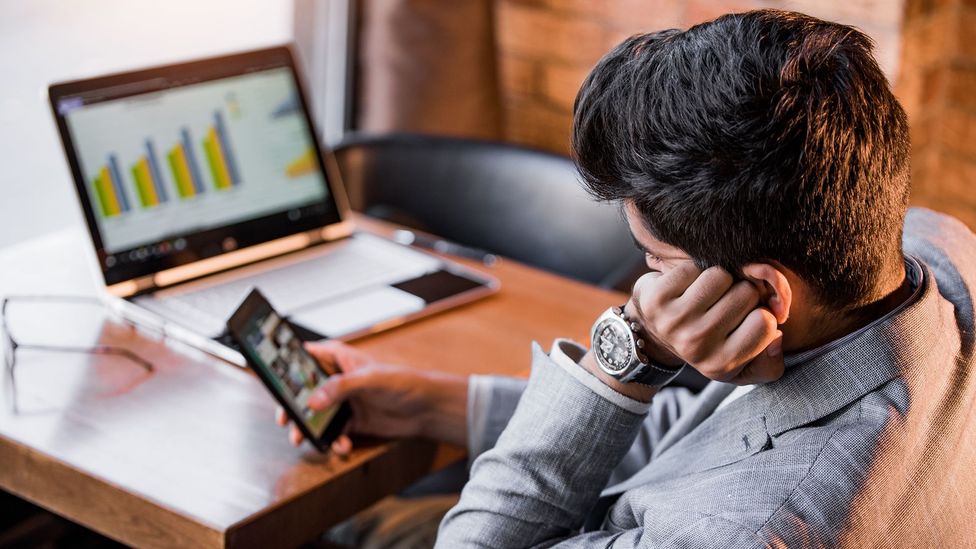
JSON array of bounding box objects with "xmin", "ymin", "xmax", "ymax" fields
[{"xmin": 290, "ymin": 286, "xmax": 426, "ymax": 339}]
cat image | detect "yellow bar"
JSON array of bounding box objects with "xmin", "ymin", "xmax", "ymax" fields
[
  {"xmin": 100, "ymin": 166, "xmax": 122, "ymax": 216},
  {"xmin": 93, "ymin": 175, "xmax": 111, "ymax": 217},
  {"xmin": 211, "ymin": 128, "xmax": 235, "ymax": 190},
  {"xmin": 205, "ymin": 128, "xmax": 232, "ymax": 190},
  {"xmin": 137, "ymin": 158, "xmax": 159, "ymax": 205},
  {"xmin": 170, "ymin": 145, "xmax": 196, "ymax": 198},
  {"xmin": 285, "ymin": 148, "xmax": 316, "ymax": 179}
]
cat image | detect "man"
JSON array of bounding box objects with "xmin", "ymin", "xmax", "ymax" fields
[{"xmin": 281, "ymin": 9, "xmax": 976, "ymax": 547}]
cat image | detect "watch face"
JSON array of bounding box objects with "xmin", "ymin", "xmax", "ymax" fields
[{"xmin": 595, "ymin": 317, "xmax": 634, "ymax": 374}]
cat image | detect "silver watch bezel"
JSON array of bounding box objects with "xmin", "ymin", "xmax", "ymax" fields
[
  {"xmin": 590, "ymin": 306, "xmax": 685, "ymax": 388},
  {"xmin": 590, "ymin": 307, "xmax": 645, "ymax": 379}
]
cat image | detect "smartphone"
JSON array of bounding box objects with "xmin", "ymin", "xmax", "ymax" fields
[{"xmin": 227, "ymin": 289, "xmax": 351, "ymax": 452}]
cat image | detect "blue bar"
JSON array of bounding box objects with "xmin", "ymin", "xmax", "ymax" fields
[
  {"xmin": 145, "ymin": 139, "xmax": 168, "ymax": 203},
  {"xmin": 107, "ymin": 154, "xmax": 131, "ymax": 212},
  {"xmin": 213, "ymin": 110, "xmax": 241, "ymax": 186},
  {"xmin": 180, "ymin": 127, "xmax": 205, "ymax": 195}
]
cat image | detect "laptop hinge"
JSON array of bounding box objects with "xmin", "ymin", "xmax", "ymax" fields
[
  {"xmin": 107, "ymin": 222, "xmax": 355, "ymax": 298},
  {"xmin": 107, "ymin": 276, "xmax": 157, "ymax": 298}
]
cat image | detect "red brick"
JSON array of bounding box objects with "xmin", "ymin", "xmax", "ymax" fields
[
  {"xmin": 910, "ymin": 112, "xmax": 937, "ymax": 152},
  {"xmin": 945, "ymin": 66, "xmax": 976, "ymax": 111},
  {"xmin": 538, "ymin": 0, "xmax": 686, "ymax": 31},
  {"xmin": 939, "ymin": 107, "xmax": 976, "ymax": 158},
  {"xmin": 903, "ymin": 0, "xmax": 927, "ymax": 20},
  {"xmin": 503, "ymin": 99, "xmax": 574, "ymax": 154},
  {"xmin": 540, "ymin": 62, "xmax": 592, "ymax": 110},
  {"xmin": 904, "ymin": 5, "xmax": 960, "ymax": 68},
  {"xmin": 499, "ymin": 54, "xmax": 539, "ymax": 99},
  {"xmin": 957, "ymin": 7, "xmax": 976, "ymax": 60},
  {"xmin": 778, "ymin": 0, "xmax": 904, "ymax": 28},
  {"xmin": 904, "ymin": 0, "xmax": 960, "ymax": 20},
  {"xmin": 940, "ymin": 153, "xmax": 976, "ymax": 200},
  {"xmin": 683, "ymin": 0, "xmax": 764, "ymax": 27},
  {"xmin": 910, "ymin": 146, "xmax": 943, "ymax": 193},
  {"xmin": 895, "ymin": 46, "xmax": 923, "ymax": 116},
  {"xmin": 608, "ymin": 0, "xmax": 686, "ymax": 30},
  {"xmin": 495, "ymin": 0, "xmax": 610, "ymax": 65},
  {"xmin": 920, "ymin": 66, "xmax": 947, "ymax": 107}
]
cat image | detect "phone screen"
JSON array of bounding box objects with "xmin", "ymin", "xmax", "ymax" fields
[{"xmin": 236, "ymin": 302, "xmax": 338, "ymax": 438}]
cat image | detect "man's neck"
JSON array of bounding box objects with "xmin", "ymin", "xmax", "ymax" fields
[{"xmin": 783, "ymin": 263, "xmax": 913, "ymax": 354}]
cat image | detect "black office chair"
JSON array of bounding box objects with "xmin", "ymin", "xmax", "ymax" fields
[
  {"xmin": 332, "ymin": 132, "xmax": 645, "ymax": 291},
  {"xmin": 331, "ymin": 132, "xmax": 709, "ymax": 392}
]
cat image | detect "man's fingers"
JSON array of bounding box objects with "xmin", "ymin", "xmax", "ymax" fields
[
  {"xmin": 633, "ymin": 262, "xmax": 702, "ymax": 312},
  {"xmin": 305, "ymin": 340, "xmax": 371, "ymax": 374},
  {"xmin": 703, "ymin": 280, "xmax": 761, "ymax": 336},
  {"xmin": 331, "ymin": 434, "xmax": 353, "ymax": 456},
  {"xmin": 304, "ymin": 340, "xmax": 350, "ymax": 372},
  {"xmin": 289, "ymin": 425, "xmax": 304, "ymax": 447},
  {"xmin": 275, "ymin": 407, "xmax": 288, "ymax": 427},
  {"xmin": 678, "ymin": 267, "xmax": 735, "ymax": 314},
  {"xmin": 307, "ymin": 372, "xmax": 372, "ymax": 410},
  {"xmin": 662, "ymin": 261, "xmax": 705, "ymax": 293},
  {"xmin": 718, "ymin": 307, "xmax": 782, "ymax": 381},
  {"xmin": 731, "ymin": 334, "xmax": 785, "ymax": 385}
]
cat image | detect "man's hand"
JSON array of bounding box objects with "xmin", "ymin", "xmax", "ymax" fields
[
  {"xmin": 275, "ymin": 340, "xmax": 469, "ymax": 454},
  {"xmin": 626, "ymin": 263, "xmax": 785, "ymax": 385}
]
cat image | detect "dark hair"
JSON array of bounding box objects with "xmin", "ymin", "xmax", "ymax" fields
[{"xmin": 572, "ymin": 9, "xmax": 910, "ymax": 311}]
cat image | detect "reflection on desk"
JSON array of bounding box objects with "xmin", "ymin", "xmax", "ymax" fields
[{"xmin": 0, "ymin": 215, "xmax": 623, "ymax": 548}]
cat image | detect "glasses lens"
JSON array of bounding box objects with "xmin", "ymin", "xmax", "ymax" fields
[
  {"xmin": 4, "ymin": 298, "xmax": 113, "ymax": 349},
  {"xmin": 3, "ymin": 297, "xmax": 153, "ymax": 414}
]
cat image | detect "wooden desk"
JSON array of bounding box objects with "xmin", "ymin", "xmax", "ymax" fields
[{"xmin": 0, "ymin": 217, "xmax": 623, "ymax": 548}]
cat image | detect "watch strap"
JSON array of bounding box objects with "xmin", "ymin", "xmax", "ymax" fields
[{"xmin": 622, "ymin": 358, "xmax": 685, "ymax": 387}]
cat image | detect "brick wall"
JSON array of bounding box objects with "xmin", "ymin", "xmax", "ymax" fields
[
  {"xmin": 494, "ymin": 0, "xmax": 905, "ymax": 154},
  {"xmin": 897, "ymin": 0, "xmax": 976, "ymax": 229},
  {"xmin": 351, "ymin": 0, "xmax": 974, "ymax": 229}
]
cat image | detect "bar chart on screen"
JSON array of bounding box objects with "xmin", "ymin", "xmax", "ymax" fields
[
  {"xmin": 64, "ymin": 67, "xmax": 329, "ymax": 253},
  {"xmin": 90, "ymin": 111, "xmax": 244, "ymax": 219}
]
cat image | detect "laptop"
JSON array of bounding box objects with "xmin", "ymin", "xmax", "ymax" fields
[{"xmin": 48, "ymin": 45, "xmax": 498, "ymax": 366}]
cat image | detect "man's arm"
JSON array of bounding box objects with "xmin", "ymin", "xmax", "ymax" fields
[
  {"xmin": 438, "ymin": 263, "xmax": 787, "ymax": 547},
  {"xmin": 437, "ymin": 341, "xmax": 653, "ymax": 547},
  {"xmin": 279, "ymin": 339, "xmax": 693, "ymax": 471},
  {"xmin": 466, "ymin": 363, "xmax": 697, "ymax": 484},
  {"xmin": 466, "ymin": 375, "xmax": 527, "ymax": 463}
]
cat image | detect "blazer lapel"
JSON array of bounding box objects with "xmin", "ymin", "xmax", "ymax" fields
[
  {"xmin": 604, "ymin": 390, "xmax": 772, "ymax": 495},
  {"xmin": 650, "ymin": 381, "xmax": 735, "ymax": 459},
  {"xmin": 600, "ymin": 382, "xmax": 737, "ymax": 497}
]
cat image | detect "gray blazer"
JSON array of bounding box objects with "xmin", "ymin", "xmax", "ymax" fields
[{"xmin": 437, "ymin": 208, "xmax": 976, "ymax": 548}]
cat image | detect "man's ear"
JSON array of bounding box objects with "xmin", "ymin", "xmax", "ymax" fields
[{"xmin": 741, "ymin": 263, "xmax": 792, "ymax": 325}]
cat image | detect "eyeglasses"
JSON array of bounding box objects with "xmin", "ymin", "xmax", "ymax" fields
[{"xmin": 2, "ymin": 295, "xmax": 154, "ymax": 413}]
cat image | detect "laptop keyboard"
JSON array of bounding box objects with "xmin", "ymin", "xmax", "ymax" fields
[{"xmin": 149, "ymin": 235, "xmax": 441, "ymax": 333}]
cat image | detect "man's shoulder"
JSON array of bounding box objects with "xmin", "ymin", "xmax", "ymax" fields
[
  {"xmin": 904, "ymin": 208, "xmax": 976, "ymax": 276},
  {"xmin": 766, "ymin": 375, "xmax": 906, "ymax": 464},
  {"xmin": 716, "ymin": 380, "xmax": 906, "ymax": 537},
  {"xmin": 903, "ymin": 207, "xmax": 976, "ymax": 334},
  {"xmin": 614, "ymin": 380, "xmax": 902, "ymax": 545}
]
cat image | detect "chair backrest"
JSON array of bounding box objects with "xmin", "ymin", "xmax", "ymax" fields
[{"xmin": 331, "ymin": 133, "xmax": 645, "ymax": 289}]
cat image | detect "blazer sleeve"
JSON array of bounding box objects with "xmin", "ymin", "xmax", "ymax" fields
[
  {"xmin": 606, "ymin": 384, "xmax": 696, "ymax": 487},
  {"xmin": 466, "ymin": 374, "xmax": 528, "ymax": 465},
  {"xmin": 437, "ymin": 340, "xmax": 653, "ymax": 548},
  {"xmin": 465, "ymin": 348, "xmax": 698, "ymax": 481}
]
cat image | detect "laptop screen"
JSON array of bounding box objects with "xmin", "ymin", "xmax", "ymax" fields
[{"xmin": 50, "ymin": 47, "xmax": 343, "ymax": 288}]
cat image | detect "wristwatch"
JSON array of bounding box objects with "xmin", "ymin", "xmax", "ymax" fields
[{"xmin": 590, "ymin": 305, "xmax": 684, "ymax": 387}]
